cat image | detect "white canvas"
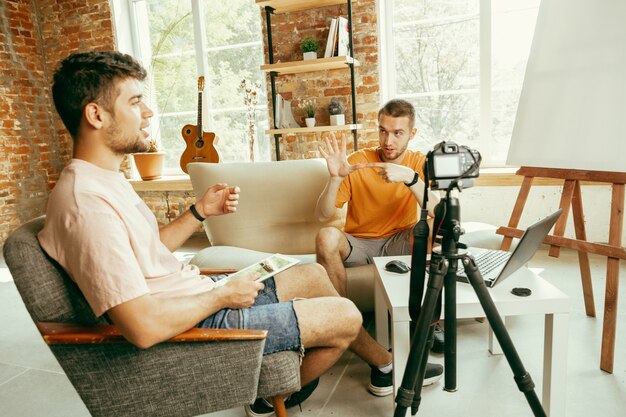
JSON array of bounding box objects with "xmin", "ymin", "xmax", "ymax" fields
[{"xmin": 507, "ymin": 0, "xmax": 626, "ymax": 173}]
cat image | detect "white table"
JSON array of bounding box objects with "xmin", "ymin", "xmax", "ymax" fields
[{"xmin": 373, "ymin": 255, "xmax": 570, "ymax": 417}]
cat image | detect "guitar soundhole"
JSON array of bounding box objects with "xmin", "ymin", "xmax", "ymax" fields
[
  {"xmin": 185, "ymin": 129, "xmax": 192, "ymax": 135},
  {"xmin": 195, "ymin": 140, "xmax": 205, "ymax": 148}
]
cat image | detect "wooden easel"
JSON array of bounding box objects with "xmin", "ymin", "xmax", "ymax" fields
[{"xmin": 496, "ymin": 167, "xmax": 626, "ymax": 373}]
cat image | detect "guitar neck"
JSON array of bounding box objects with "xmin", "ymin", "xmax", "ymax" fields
[{"xmin": 197, "ymin": 91, "xmax": 203, "ymax": 139}]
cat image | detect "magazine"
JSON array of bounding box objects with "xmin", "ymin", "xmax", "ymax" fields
[{"xmin": 214, "ymin": 254, "xmax": 301, "ymax": 286}]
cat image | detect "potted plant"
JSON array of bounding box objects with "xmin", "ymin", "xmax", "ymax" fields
[
  {"xmin": 298, "ymin": 98, "xmax": 317, "ymax": 127},
  {"xmin": 328, "ymin": 98, "xmax": 345, "ymax": 126},
  {"xmin": 132, "ymin": 139, "xmax": 165, "ymax": 180},
  {"xmin": 300, "ymin": 37, "xmax": 320, "ymax": 60}
]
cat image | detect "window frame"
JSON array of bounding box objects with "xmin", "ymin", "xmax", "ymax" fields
[
  {"xmin": 379, "ymin": 0, "xmax": 540, "ymax": 168},
  {"xmin": 113, "ymin": 0, "xmax": 268, "ymax": 176}
]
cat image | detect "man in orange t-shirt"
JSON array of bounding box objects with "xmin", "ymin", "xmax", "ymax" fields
[{"xmin": 315, "ymin": 99, "xmax": 442, "ymax": 397}]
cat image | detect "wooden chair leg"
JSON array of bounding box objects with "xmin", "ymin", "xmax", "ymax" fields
[{"xmin": 272, "ymin": 396, "xmax": 288, "ymax": 417}]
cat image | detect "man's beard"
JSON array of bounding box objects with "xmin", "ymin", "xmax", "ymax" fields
[
  {"xmin": 381, "ymin": 143, "xmax": 408, "ymax": 161},
  {"xmin": 106, "ymin": 124, "xmax": 150, "ymax": 154}
]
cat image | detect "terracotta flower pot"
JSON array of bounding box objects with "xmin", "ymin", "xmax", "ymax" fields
[{"xmin": 133, "ymin": 152, "xmax": 165, "ymax": 180}]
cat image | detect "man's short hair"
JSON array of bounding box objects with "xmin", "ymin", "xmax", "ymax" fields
[
  {"xmin": 52, "ymin": 51, "xmax": 147, "ymax": 139},
  {"xmin": 378, "ymin": 99, "xmax": 416, "ymax": 130}
]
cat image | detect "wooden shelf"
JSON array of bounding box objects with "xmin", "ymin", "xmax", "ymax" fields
[
  {"xmin": 129, "ymin": 175, "xmax": 192, "ymax": 192},
  {"xmin": 261, "ymin": 56, "xmax": 358, "ymax": 74},
  {"xmin": 256, "ymin": 0, "xmax": 345, "ymax": 14},
  {"xmin": 266, "ymin": 124, "xmax": 362, "ymax": 135}
]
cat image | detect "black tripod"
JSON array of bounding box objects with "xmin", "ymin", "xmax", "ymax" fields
[{"xmin": 394, "ymin": 182, "xmax": 547, "ymax": 417}]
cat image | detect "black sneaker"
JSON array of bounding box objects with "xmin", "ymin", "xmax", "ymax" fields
[
  {"xmin": 431, "ymin": 323, "xmax": 445, "ymax": 354},
  {"xmin": 244, "ymin": 377, "xmax": 319, "ymax": 417},
  {"xmin": 368, "ymin": 362, "xmax": 443, "ymax": 397},
  {"xmin": 368, "ymin": 364, "xmax": 394, "ymax": 396},
  {"xmin": 423, "ymin": 362, "xmax": 444, "ymax": 386}
]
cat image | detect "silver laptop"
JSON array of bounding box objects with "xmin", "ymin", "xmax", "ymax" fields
[{"xmin": 456, "ymin": 209, "xmax": 562, "ymax": 287}]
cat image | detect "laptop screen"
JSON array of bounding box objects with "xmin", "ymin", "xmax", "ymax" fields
[{"xmin": 491, "ymin": 208, "xmax": 562, "ymax": 285}]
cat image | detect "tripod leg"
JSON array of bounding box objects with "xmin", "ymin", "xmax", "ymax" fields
[
  {"xmin": 462, "ymin": 256, "xmax": 547, "ymax": 417},
  {"xmin": 410, "ymin": 324, "xmax": 436, "ymax": 415},
  {"xmin": 443, "ymin": 258, "xmax": 459, "ymax": 391},
  {"xmin": 394, "ymin": 257, "xmax": 447, "ymax": 417}
]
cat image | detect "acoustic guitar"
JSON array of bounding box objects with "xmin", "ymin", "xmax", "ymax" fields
[{"xmin": 180, "ymin": 76, "xmax": 220, "ymax": 173}]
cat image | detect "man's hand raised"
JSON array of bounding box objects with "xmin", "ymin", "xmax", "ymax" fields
[
  {"xmin": 319, "ymin": 133, "xmax": 358, "ymax": 178},
  {"xmin": 196, "ymin": 184, "xmax": 240, "ymax": 218}
]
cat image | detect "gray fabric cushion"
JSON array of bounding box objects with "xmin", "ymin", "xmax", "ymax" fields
[
  {"xmin": 256, "ymin": 351, "xmax": 301, "ymax": 398},
  {"xmin": 52, "ymin": 340, "xmax": 264, "ymax": 417},
  {"xmin": 3, "ymin": 216, "xmax": 105, "ymax": 325}
]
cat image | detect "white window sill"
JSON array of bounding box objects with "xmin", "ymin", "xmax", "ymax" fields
[{"xmin": 128, "ymin": 167, "xmax": 599, "ymax": 192}]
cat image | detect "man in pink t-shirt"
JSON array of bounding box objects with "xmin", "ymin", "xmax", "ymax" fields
[{"xmin": 39, "ymin": 51, "xmax": 375, "ymax": 415}]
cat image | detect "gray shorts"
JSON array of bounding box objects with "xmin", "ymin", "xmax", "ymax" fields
[
  {"xmin": 344, "ymin": 227, "xmax": 414, "ymax": 267},
  {"xmin": 196, "ymin": 275, "xmax": 302, "ymax": 356}
]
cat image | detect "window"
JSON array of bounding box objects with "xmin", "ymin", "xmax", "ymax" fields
[
  {"xmin": 380, "ymin": 0, "xmax": 540, "ymax": 166},
  {"xmin": 114, "ymin": 0, "xmax": 269, "ymax": 173}
]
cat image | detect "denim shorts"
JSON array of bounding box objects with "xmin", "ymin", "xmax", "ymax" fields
[{"xmin": 196, "ymin": 275, "xmax": 303, "ymax": 356}]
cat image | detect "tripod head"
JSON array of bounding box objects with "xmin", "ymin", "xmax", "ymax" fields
[{"xmin": 431, "ymin": 183, "xmax": 467, "ymax": 257}]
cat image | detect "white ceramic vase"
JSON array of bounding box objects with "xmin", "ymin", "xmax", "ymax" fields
[
  {"xmin": 303, "ymin": 51, "xmax": 317, "ymax": 60},
  {"xmin": 305, "ymin": 117, "xmax": 316, "ymax": 127},
  {"xmin": 330, "ymin": 114, "xmax": 345, "ymax": 126}
]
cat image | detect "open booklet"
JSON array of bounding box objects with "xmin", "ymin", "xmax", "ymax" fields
[{"xmin": 213, "ymin": 254, "xmax": 301, "ymax": 287}]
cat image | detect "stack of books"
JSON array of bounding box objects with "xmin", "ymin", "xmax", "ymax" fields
[{"xmin": 324, "ymin": 16, "xmax": 350, "ymax": 58}]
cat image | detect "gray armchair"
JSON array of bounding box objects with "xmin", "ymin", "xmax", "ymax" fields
[{"xmin": 3, "ymin": 217, "xmax": 301, "ymax": 417}]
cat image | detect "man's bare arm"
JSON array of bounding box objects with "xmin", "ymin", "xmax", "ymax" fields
[
  {"xmin": 159, "ymin": 184, "xmax": 240, "ymax": 252},
  {"xmin": 315, "ymin": 134, "xmax": 357, "ymax": 221},
  {"xmin": 315, "ymin": 176, "xmax": 344, "ymax": 221},
  {"xmin": 359, "ymin": 162, "xmax": 440, "ymax": 217},
  {"xmin": 106, "ymin": 274, "xmax": 262, "ymax": 349}
]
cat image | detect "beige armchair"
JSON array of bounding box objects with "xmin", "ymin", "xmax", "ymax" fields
[{"xmin": 188, "ymin": 159, "xmax": 377, "ymax": 312}]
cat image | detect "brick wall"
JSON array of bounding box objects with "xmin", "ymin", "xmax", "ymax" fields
[
  {"xmin": 0, "ymin": 0, "xmax": 115, "ymax": 244},
  {"xmin": 0, "ymin": 0, "xmax": 383, "ymax": 242},
  {"xmin": 261, "ymin": 0, "xmax": 381, "ymax": 160}
]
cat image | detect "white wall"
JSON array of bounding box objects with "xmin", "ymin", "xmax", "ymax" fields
[{"xmin": 459, "ymin": 184, "xmax": 625, "ymax": 246}]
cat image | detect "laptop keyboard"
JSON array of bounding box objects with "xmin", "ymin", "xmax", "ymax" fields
[{"xmin": 458, "ymin": 250, "xmax": 511, "ymax": 278}]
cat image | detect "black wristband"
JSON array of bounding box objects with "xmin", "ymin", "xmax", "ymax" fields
[
  {"xmin": 405, "ymin": 172, "xmax": 419, "ymax": 187},
  {"xmin": 189, "ymin": 204, "xmax": 205, "ymax": 222}
]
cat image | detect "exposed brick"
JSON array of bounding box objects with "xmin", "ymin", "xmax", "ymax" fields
[
  {"xmin": 0, "ymin": 0, "xmax": 115, "ymax": 244},
  {"xmin": 262, "ymin": 1, "xmax": 379, "ymax": 161}
]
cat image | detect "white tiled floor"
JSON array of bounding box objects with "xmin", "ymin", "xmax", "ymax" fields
[{"xmin": 1, "ymin": 236, "xmax": 625, "ymax": 416}]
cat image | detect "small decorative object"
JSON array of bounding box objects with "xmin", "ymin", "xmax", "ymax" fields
[
  {"xmin": 328, "ymin": 98, "xmax": 345, "ymax": 126},
  {"xmin": 300, "ymin": 37, "xmax": 320, "ymax": 60},
  {"xmin": 240, "ymin": 78, "xmax": 263, "ymax": 161},
  {"xmin": 133, "ymin": 139, "xmax": 165, "ymax": 181},
  {"xmin": 298, "ymin": 98, "xmax": 316, "ymax": 128}
]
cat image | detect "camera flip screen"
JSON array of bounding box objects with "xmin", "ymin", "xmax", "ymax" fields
[{"xmin": 434, "ymin": 154, "xmax": 462, "ymax": 178}]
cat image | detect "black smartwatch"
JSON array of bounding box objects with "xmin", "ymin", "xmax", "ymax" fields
[
  {"xmin": 404, "ymin": 172, "xmax": 419, "ymax": 187},
  {"xmin": 189, "ymin": 204, "xmax": 206, "ymax": 222}
]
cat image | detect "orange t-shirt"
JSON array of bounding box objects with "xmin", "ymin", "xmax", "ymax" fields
[{"xmin": 336, "ymin": 147, "xmax": 426, "ymax": 239}]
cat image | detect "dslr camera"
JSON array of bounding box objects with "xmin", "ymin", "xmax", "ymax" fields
[{"xmin": 427, "ymin": 141, "xmax": 481, "ymax": 190}]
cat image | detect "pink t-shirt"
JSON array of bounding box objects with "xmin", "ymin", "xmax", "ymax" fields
[{"xmin": 38, "ymin": 159, "xmax": 216, "ymax": 317}]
